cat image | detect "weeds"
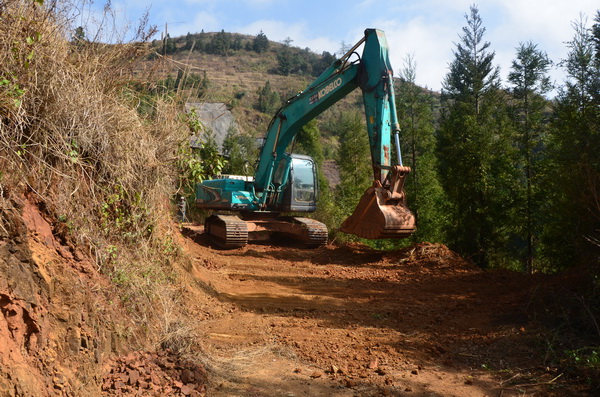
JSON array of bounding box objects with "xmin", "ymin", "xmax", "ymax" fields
[
  {"xmin": 531, "ymin": 281, "xmax": 600, "ymax": 391},
  {"xmin": 0, "ymin": 0, "xmax": 202, "ymax": 355}
]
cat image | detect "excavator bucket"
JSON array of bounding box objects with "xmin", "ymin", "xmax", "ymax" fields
[{"xmin": 340, "ymin": 166, "xmax": 416, "ymax": 239}]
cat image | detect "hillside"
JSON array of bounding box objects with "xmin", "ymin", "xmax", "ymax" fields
[{"xmin": 139, "ymin": 31, "xmax": 376, "ymax": 149}]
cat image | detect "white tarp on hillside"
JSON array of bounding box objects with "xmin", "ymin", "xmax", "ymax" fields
[{"xmin": 185, "ymin": 102, "xmax": 236, "ymax": 152}]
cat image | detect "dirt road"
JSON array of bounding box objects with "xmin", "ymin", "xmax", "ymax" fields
[{"xmin": 182, "ymin": 230, "xmax": 570, "ymax": 396}]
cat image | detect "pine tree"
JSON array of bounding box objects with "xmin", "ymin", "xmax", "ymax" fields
[
  {"xmin": 256, "ymin": 81, "xmax": 280, "ymax": 114},
  {"xmin": 336, "ymin": 111, "xmax": 372, "ymax": 227},
  {"xmin": 184, "ymin": 32, "xmax": 195, "ymax": 51},
  {"xmin": 222, "ymin": 124, "xmax": 257, "ymax": 175},
  {"xmin": 209, "ymin": 30, "xmax": 231, "ymax": 57},
  {"xmin": 543, "ymin": 14, "xmax": 600, "ymax": 270},
  {"xmin": 438, "ymin": 5, "xmax": 517, "ymax": 267},
  {"xmin": 164, "ymin": 34, "xmax": 176, "ymax": 55},
  {"xmin": 507, "ymin": 42, "xmax": 552, "ymax": 273},
  {"xmin": 396, "ymin": 55, "xmax": 447, "ymax": 243},
  {"xmin": 296, "ymin": 119, "xmax": 324, "ymax": 165},
  {"xmin": 252, "ymin": 30, "xmax": 270, "ymax": 53}
]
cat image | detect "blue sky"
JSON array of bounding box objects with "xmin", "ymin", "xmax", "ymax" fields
[{"xmin": 85, "ymin": 0, "xmax": 598, "ymax": 91}]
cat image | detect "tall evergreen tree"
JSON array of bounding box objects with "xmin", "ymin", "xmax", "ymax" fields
[
  {"xmin": 209, "ymin": 30, "xmax": 231, "ymax": 56},
  {"xmin": 544, "ymin": 14, "xmax": 600, "ymax": 270},
  {"xmin": 396, "ymin": 55, "xmax": 447, "ymax": 243},
  {"xmin": 164, "ymin": 34, "xmax": 176, "ymax": 55},
  {"xmin": 508, "ymin": 42, "xmax": 552, "ymax": 273},
  {"xmin": 256, "ymin": 81, "xmax": 281, "ymax": 114},
  {"xmin": 184, "ymin": 32, "xmax": 195, "ymax": 51},
  {"xmin": 296, "ymin": 119, "xmax": 324, "ymax": 165},
  {"xmin": 336, "ymin": 111, "xmax": 372, "ymax": 225},
  {"xmin": 438, "ymin": 5, "xmax": 517, "ymax": 267}
]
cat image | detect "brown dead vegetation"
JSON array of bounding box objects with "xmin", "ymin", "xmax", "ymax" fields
[{"xmin": 0, "ymin": 1, "xmax": 212, "ymax": 393}]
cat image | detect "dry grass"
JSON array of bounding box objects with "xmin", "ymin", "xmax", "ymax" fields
[{"xmin": 0, "ymin": 0, "xmax": 199, "ymax": 353}]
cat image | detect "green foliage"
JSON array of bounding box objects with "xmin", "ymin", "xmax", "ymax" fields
[
  {"xmin": 177, "ymin": 108, "xmax": 227, "ymax": 195},
  {"xmin": 256, "ymin": 81, "xmax": 281, "ymax": 114},
  {"xmin": 336, "ymin": 111, "xmax": 372, "ymax": 193},
  {"xmin": 0, "ymin": 76, "xmax": 25, "ymax": 108},
  {"xmin": 332, "ymin": 111, "xmax": 372, "ymax": 239},
  {"xmin": 296, "ymin": 119, "xmax": 324, "ymax": 164},
  {"xmin": 164, "ymin": 34, "xmax": 176, "ymax": 55},
  {"xmin": 442, "ymin": 5, "xmax": 500, "ymax": 105},
  {"xmin": 222, "ymin": 124, "xmax": 258, "ymax": 175},
  {"xmin": 252, "ymin": 30, "xmax": 269, "ymax": 53},
  {"xmin": 542, "ymin": 15, "xmax": 600, "ymax": 271},
  {"xmin": 184, "ymin": 33, "xmax": 195, "ymax": 51},
  {"xmin": 206, "ymin": 30, "xmax": 232, "ymax": 57},
  {"xmin": 439, "ymin": 5, "xmax": 518, "ymax": 267},
  {"xmin": 566, "ymin": 348, "xmax": 600, "ymax": 368},
  {"xmin": 276, "ymin": 38, "xmax": 308, "ymax": 76},
  {"xmin": 100, "ymin": 185, "xmax": 151, "ymax": 240},
  {"xmin": 507, "ymin": 41, "xmax": 552, "ymax": 273},
  {"xmin": 396, "ymin": 55, "xmax": 448, "ymax": 244},
  {"xmin": 72, "ymin": 26, "xmax": 86, "ymax": 45}
]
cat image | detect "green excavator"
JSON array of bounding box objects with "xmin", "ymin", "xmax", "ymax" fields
[{"xmin": 195, "ymin": 29, "xmax": 416, "ymax": 248}]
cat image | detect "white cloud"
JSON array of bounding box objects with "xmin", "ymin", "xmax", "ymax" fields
[
  {"xmin": 236, "ymin": 20, "xmax": 338, "ymax": 53},
  {"xmin": 484, "ymin": 0, "xmax": 598, "ymax": 88},
  {"xmin": 366, "ymin": 18, "xmax": 456, "ymax": 90},
  {"xmin": 170, "ymin": 11, "xmax": 220, "ymax": 36}
]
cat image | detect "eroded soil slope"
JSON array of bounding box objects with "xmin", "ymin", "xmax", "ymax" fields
[{"xmin": 183, "ymin": 229, "xmax": 578, "ymax": 397}]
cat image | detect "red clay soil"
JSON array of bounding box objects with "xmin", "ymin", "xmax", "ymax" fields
[
  {"xmin": 180, "ymin": 228, "xmax": 586, "ymax": 397},
  {"xmin": 1, "ymin": 190, "xmax": 588, "ymax": 396}
]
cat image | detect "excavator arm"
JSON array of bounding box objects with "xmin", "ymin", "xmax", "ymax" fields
[{"xmin": 253, "ymin": 28, "xmax": 415, "ymax": 238}]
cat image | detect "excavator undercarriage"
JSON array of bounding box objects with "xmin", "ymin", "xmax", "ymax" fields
[{"xmin": 204, "ymin": 213, "xmax": 328, "ymax": 248}]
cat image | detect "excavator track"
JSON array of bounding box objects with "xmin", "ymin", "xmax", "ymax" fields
[
  {"xmin": 205, "ymin": 214, "xmax": 248, "ymax": 248},
  {"xmin": 289, "ymin": 217, "xmax": 328, "ymax": 248}
]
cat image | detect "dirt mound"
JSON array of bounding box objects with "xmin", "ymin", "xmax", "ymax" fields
[
  {"xmin": 102, "ymin": 350, "xmax": 207, "ymax": 396},
  {"xmin": 387, "ymin": 242, "xmax": 480, "ymax": 273}
]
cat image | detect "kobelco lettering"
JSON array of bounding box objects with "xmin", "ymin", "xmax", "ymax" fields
[{"xmin": 318, "ymin": 77, "xmax": 342, "ymax": 100}]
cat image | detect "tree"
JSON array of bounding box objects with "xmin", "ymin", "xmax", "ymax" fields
[
  {"xmin": 276, "ymin": 37, "xmax": 307, "ymax": 75},
  {"xmin": 252, "ymin": 30, "xmax": 270, "ymax": 53},
  {"xmin": 507, "ymin": 41, "xmax": 552, "ymax": 273},
  {"xmin": 72, "ymin": 26, "xmax": 86, "ymax": 44},
  {"xmin": 209, "ymin": 30, "xmax": 231, "ymax": 56},
  {"xmin": 197, "ymin": 71, "xmax": 211, "ymax": 98},
  {"xmin": 336, "ymin": 111, "xmax": 372, "ymax": 223},
  {"xmin": 222, "ymin": 124, "xmax": 257, "ymax": 175},
  {"xmin": 296, "ymin": 119, "xmax": 324, "ymax": 165},
  {"xmin": 256, "ymin": 81, "xmax": 280, "ymax": 114},
  {"xmin": 184, "ymin": 32, "xmax": 195, "ymax": 51},
  {"xmin": 443, "ymin": 6, "xmax": 500, "ymax": 112},
  {"xmin": 396, "ymin": 55, "xmax": 447, "ymax": 243},
  {"xmin": 438, "ymin": 5, "xmax": 517, "ymax": 267},
  {"xmin": 543, "ymin": 14, "xmax": 600, "ymax": 270},
  {"xmin": 163, "ymin": 34, "xmax": 176, "ymax": 55},
  {"xmin": 310, "ymin": 51, "xmax": 336, "ymax": 77}
]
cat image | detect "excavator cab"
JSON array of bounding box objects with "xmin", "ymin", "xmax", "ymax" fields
[{"xmin": 276, "ymin": 154, "xmax": 318, "ymax": 213}]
